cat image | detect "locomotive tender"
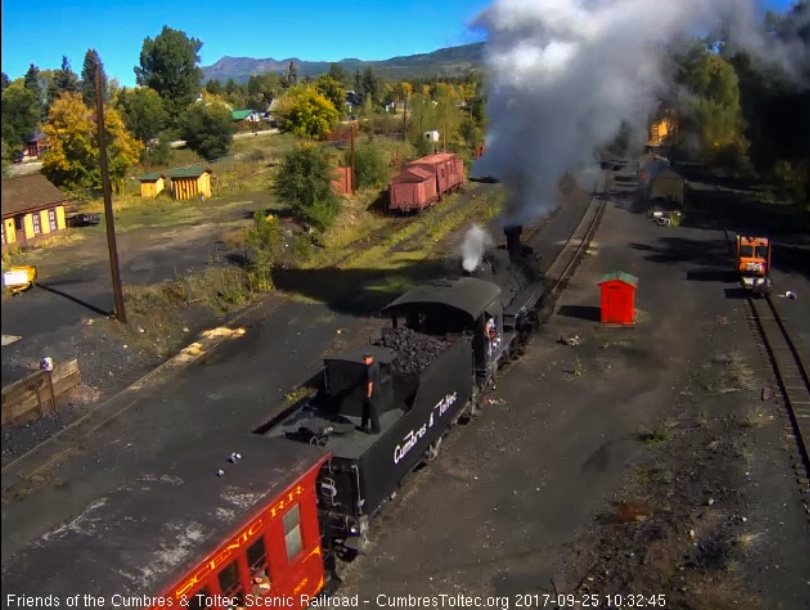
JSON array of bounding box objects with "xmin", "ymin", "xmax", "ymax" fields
[{"xmin": 3, "ymin": 226, "xmax": 553, "ymax": 610}]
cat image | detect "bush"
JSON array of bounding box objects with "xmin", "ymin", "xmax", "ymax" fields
[
  {"xmin": 181, "ymin": 103, "xmax": 236, "ymax": 161},
  {"xmin": 274, "ymin": 143, "xmax": 341, "ymax": 232},
  {"xmin": 141, "ymin": 136, "xmax": 175, "ymax": 167},
  {"xmin": 345, "ymin": 145, "xmax": 387, "ymax": 189}
]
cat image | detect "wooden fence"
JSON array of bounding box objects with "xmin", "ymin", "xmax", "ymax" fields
[{"xmin": 1, "ymin": 359, "xmax": 81, "ymax": 426}]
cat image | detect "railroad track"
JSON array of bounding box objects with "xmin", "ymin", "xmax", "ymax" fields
[{"xmin": 746, "ymin": 293, "xmax": 810, "ymax": 497}]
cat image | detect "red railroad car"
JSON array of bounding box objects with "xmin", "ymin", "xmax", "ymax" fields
[
  {"xmin": 387, "ymin": 153, "xmax": 464, "ymax": 214},
  {"xmin": 3, "ymin": 434, "xmax": 331, "ymax": 610},
  {"xmin": 388, "ymin": 166, "xmax": 438, "ymax": 212},
  {"xmin": 407, "ymin": 153, "xmax": 464, "ymax": 196}
]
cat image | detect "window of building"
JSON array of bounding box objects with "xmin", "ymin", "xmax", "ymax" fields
[
  {"xmin": 217, "ymin": 560, "xmax": 246, "ymax": 606},
  {"xmin": 31, "ymin": 213, "xmax": 41, "ymax": 235},
  {"xmin": 48, "ymin": 209, "xmax": 57, "ymax": 232},
  {"xmin": 283, "ymin": 504, "xmax": 303, "ymax": 562},
  {"xmin": 186, "ymin": 586, "xmax": 212, "ymax": 610}
]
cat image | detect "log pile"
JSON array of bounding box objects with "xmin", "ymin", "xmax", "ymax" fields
[{"xmin": 374, "ymin": 328, "xmax": 449, "ymax": 376}]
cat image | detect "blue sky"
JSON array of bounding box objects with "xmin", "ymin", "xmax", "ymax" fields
[{"xmin": 0, "ymin": 0, "xmax": 798, "ymax": 87}]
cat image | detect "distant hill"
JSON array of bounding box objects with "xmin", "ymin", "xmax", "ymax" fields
[{"xmin": 201, "ymin": 42, "xmax": 485, "ymax": 84}]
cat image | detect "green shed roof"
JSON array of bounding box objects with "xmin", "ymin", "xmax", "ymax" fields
[
  {"xmin": 232, "ymin": 110, "xmax": 253, "ymax": 121},
  {"xmin": 137, "ymin": 172, "xmax": 165, "ymax": 182},
  {"xmin": 167, "ymin": 167, "xmax": 212, "ymax": 179},
  {"xmin": 599, "ymin": 271, "xmax": 638, "ymax": 286}
]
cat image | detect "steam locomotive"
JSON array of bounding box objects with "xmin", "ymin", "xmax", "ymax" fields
[
  {"xmin": 3, "ymin": 225, "xmax": 554, "ymax": 610},
  {"xmin": 259, "ymin": 223, "xmax": 550, "ymax": 557}
]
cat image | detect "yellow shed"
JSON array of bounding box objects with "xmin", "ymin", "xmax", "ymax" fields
[
  {"xmin": 137, "ymin": 173, "xmax": 166, "ymax": 198},
  {"xmin": 168, "ymin": 167, "xmax": 213, "ymax": 201},
  {"xmin": 1, "ymin": 173, "xmax": 68, "ymax": 247}
]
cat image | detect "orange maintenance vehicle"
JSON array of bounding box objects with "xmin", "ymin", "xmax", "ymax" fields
[{"xmin": 735, "ymin": 235, "xmax": 773, "ymax": 295}]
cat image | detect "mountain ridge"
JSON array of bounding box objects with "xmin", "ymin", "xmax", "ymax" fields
[{"xmin": 201, "ymin": 42, "xmax": 485, "ymax": 84}]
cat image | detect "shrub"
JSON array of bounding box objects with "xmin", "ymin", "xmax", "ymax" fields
[
  {"xmin": 345, "ymin": 145, "xmax": 387, "ymax": 189},
  {"xmin": 274, "ymin": 143, "xmax": 341, "ymax": 232}
]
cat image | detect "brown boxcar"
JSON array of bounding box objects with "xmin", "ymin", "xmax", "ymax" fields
[
  {"xmin": 389, "ymin": 167, "xmax": 438, "ymax": 212},
  {"xmin": 407, "ymin": 153, "xmax": 464, "ymax": 197}
]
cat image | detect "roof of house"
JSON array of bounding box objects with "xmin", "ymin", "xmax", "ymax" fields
[
  {"xmin": 27, "ymin": 131, "xmax": 47, "ymax": 143},
  {"xmin": 599, "ymin": 271, "xmax": 638, "ymax": 287},
  {"xmin": 1, "ymin": 174, "xmax": 67, "ymax": 218},
  {"xmin": 137, "ymin": 172, "xmax": 166, "ymax": 182},
  {"xmin": 167, "ymin": 167, "xmax": 212, "ymax": 179},
  {"xmin": 232, "ymin": 109, "xmax": 253, "ymax": 121}
]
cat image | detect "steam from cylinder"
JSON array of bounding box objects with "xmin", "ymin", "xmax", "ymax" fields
[{"xmin": 461, "ymin": 224, "xmax": 494, "ymax": 273}]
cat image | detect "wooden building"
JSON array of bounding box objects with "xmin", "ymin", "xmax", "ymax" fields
[
  {"xmin": 167, "ymin": 167, "xmax": 213, "ymax": 201},
  {"xmin": 1, "ymin": 174, "xmax": 68, "ymax": 246},
  {"xmin": 332, "ymin": 167, "xmax": 353, "ymax": 195},
  {"xmin": 25, "ymin": 131, "xmax": 51, "ymax": 160},
  {"xmin": 136, "ymin": 173, "xmax": 166, "ymax": 198}
]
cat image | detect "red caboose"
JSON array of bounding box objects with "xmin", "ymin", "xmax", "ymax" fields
[{"xmin": 3, "ymin": 433, "xmax": 332, "ymax": 610}]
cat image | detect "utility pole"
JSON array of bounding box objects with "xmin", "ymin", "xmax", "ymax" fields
[
  {"xmin": 96, "ymin": 62, "xmax": 126, "ymax": 323},
  {"xmin": 350, "ymin": 124, "xmax": 356, "ymax": 195},
  {"xmin": 442, "ymin": 119, "xmax": 446, "ymax": 152}
]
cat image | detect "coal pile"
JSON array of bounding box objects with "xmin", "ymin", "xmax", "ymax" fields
[{"xmin": 374, "ymin": 328, "xmax": 449, "ymax": 376}]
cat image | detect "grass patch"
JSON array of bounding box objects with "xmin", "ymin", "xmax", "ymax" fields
[
  {"xmin": 108, "ymin": 265, "xmax": 264, "ymax": 357},
  {"xmin": 230, "ymin": 132, "xmax": 298, "ymax": 156},
  {"xmin": 2, "ymin": 231, "xmax": 86, "ymax": 270},
  {"xmin": 638, "ymin": 422, "xmax": 671, "ymax": 445},
  {"xmin": 738, "ymin": 406, "xmax": 773, "ymax": 429},
  {"xmin": 634, "ymin": 464, "xmax": 672, "ymax": 488},
  {"xmin": 705, "ymin": 350, "xmax": 756, "ymax": 394}
]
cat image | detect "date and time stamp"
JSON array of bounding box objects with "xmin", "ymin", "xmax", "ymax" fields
[{"xmin": 510, "ymin": 593, "xmax": 668, "ymax": 607}]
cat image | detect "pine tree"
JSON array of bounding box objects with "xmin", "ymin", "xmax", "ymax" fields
[{"xmin": 81, "ymin": 49, "xmax": 107, "ymax": 107}]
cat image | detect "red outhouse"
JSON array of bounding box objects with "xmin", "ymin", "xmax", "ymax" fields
[{"xmin": 598, "ymin": 271, "xmax": 638, "ymax": 325}]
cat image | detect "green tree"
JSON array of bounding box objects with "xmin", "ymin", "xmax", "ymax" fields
[
  {"xmin": 206, "ymin": 79, "xmax": 223, "ymax": 95},
  {"xmin": 1, "ymin": 73, "xmax": 9, "ymax": 92},
  {"xmin": 135, "ymin": 26, "xmax": 204, "ymax": 122},
  {"xmin": 1, "ymin": 84, "xmax": 40, "ymax": 153},
  {"xmin": 274, "ymin": 143, "xmax": 340, "ymax": 232},
  {"xmin": 140, "ymin": 132, "xmax": 175, "ymax": 167},
  {"xmin": 81, "ymin": 49, "xmax": 107, "ymax": 107},
  {"xmin": 275, "ymin": 85, "xmax": 340, "ymax": 140},
  {"xmin": 316, "ymin": 76, "xmax": 346, "ymax": 116},
  {"xmin": 1, "ymin": 140, "xmax": 11, "ymax": 178},
  {"xmin": 225, "ymin": 78, "xmax": 238, "ymax": 95},
  {"xmin": 247, "ymin": 73, "xmax": 281, "ymax": 105},
  {"xmin": 116, "ymin": 86, "xmax": 168, "ymax": 144},
  {"xmin": 23, "ymin": 64, "xmax": 44, "ymax": 120},
  {"xmin": 674, "ymin": 47, "xmax": 748, "ymax": 170},
  {"xmin": 180, "ymin": 102, "xmax": 236, "ymax": 160},
  {"xmin": 327, "ymin": 63, "xmax": 351, "ymax": 86},
  {"xmin": 42, "ymin": 92, "xmax": 142, "ymax": 193},
  {"xmin": 284, "ymin": 61, "xmax": 299, "ymax": 88},
  {"xmin": 345, "ymin": 145, "xmax": 387, "ymax": 189},
  {"xmin": 48, "ymin": 56, "xmax": 80, "ymax": 108}
]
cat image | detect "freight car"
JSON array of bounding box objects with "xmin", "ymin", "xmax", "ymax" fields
[
  {"xmin": 3, "ymin": 226, "xmax": 552, "ymax": 610},
  {"xmin": 388, "ymin": 153, "xmax": 464, "ymax": 213}
]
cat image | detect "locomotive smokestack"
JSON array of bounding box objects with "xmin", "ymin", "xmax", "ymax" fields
[{"xmin": 504, "ymin": 225, "xmax": 523, "ymax": 263}]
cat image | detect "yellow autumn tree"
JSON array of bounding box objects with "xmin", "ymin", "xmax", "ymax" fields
[
  {"xmin": 275, "ymin": 85, "xmax": 340, "ymax": 140},
  {"xmin": 400, "ymin": 81, "xmax": 413, "ymax": 101},
  {"xmin": 42, "ymin": 92, "xmax": 142, "ymax": 193}
]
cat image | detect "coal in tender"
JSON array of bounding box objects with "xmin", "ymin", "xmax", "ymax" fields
[{"xmin": 374, "ymin": 327, "xmax": 449, "ymax": 376}]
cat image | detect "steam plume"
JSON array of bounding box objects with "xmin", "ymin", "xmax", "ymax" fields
[
  {"xmin": 471, "ymin": 0, "xmax": 809, "ymax": 226},
  {"xmin": 461, "ymin": 224, "xmax": 494, "ymax": 272}
]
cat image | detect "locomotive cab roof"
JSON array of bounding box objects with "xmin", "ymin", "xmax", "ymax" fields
[
  {"xmin": 2, "ymin": 434, "xmax": 329, "ymax": 602},
  {"xmin": 381, "ymin": 277, "xmax": 502, "ymax": 324}
]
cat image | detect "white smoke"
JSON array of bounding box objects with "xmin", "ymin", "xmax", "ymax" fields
[
  {"xmin": 461, "ymin": 224, "xmax": 495, "ymax": 272},
  {"xmin": 471, "ymin": 0, "xmax": 809, "ymax": 226}
]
